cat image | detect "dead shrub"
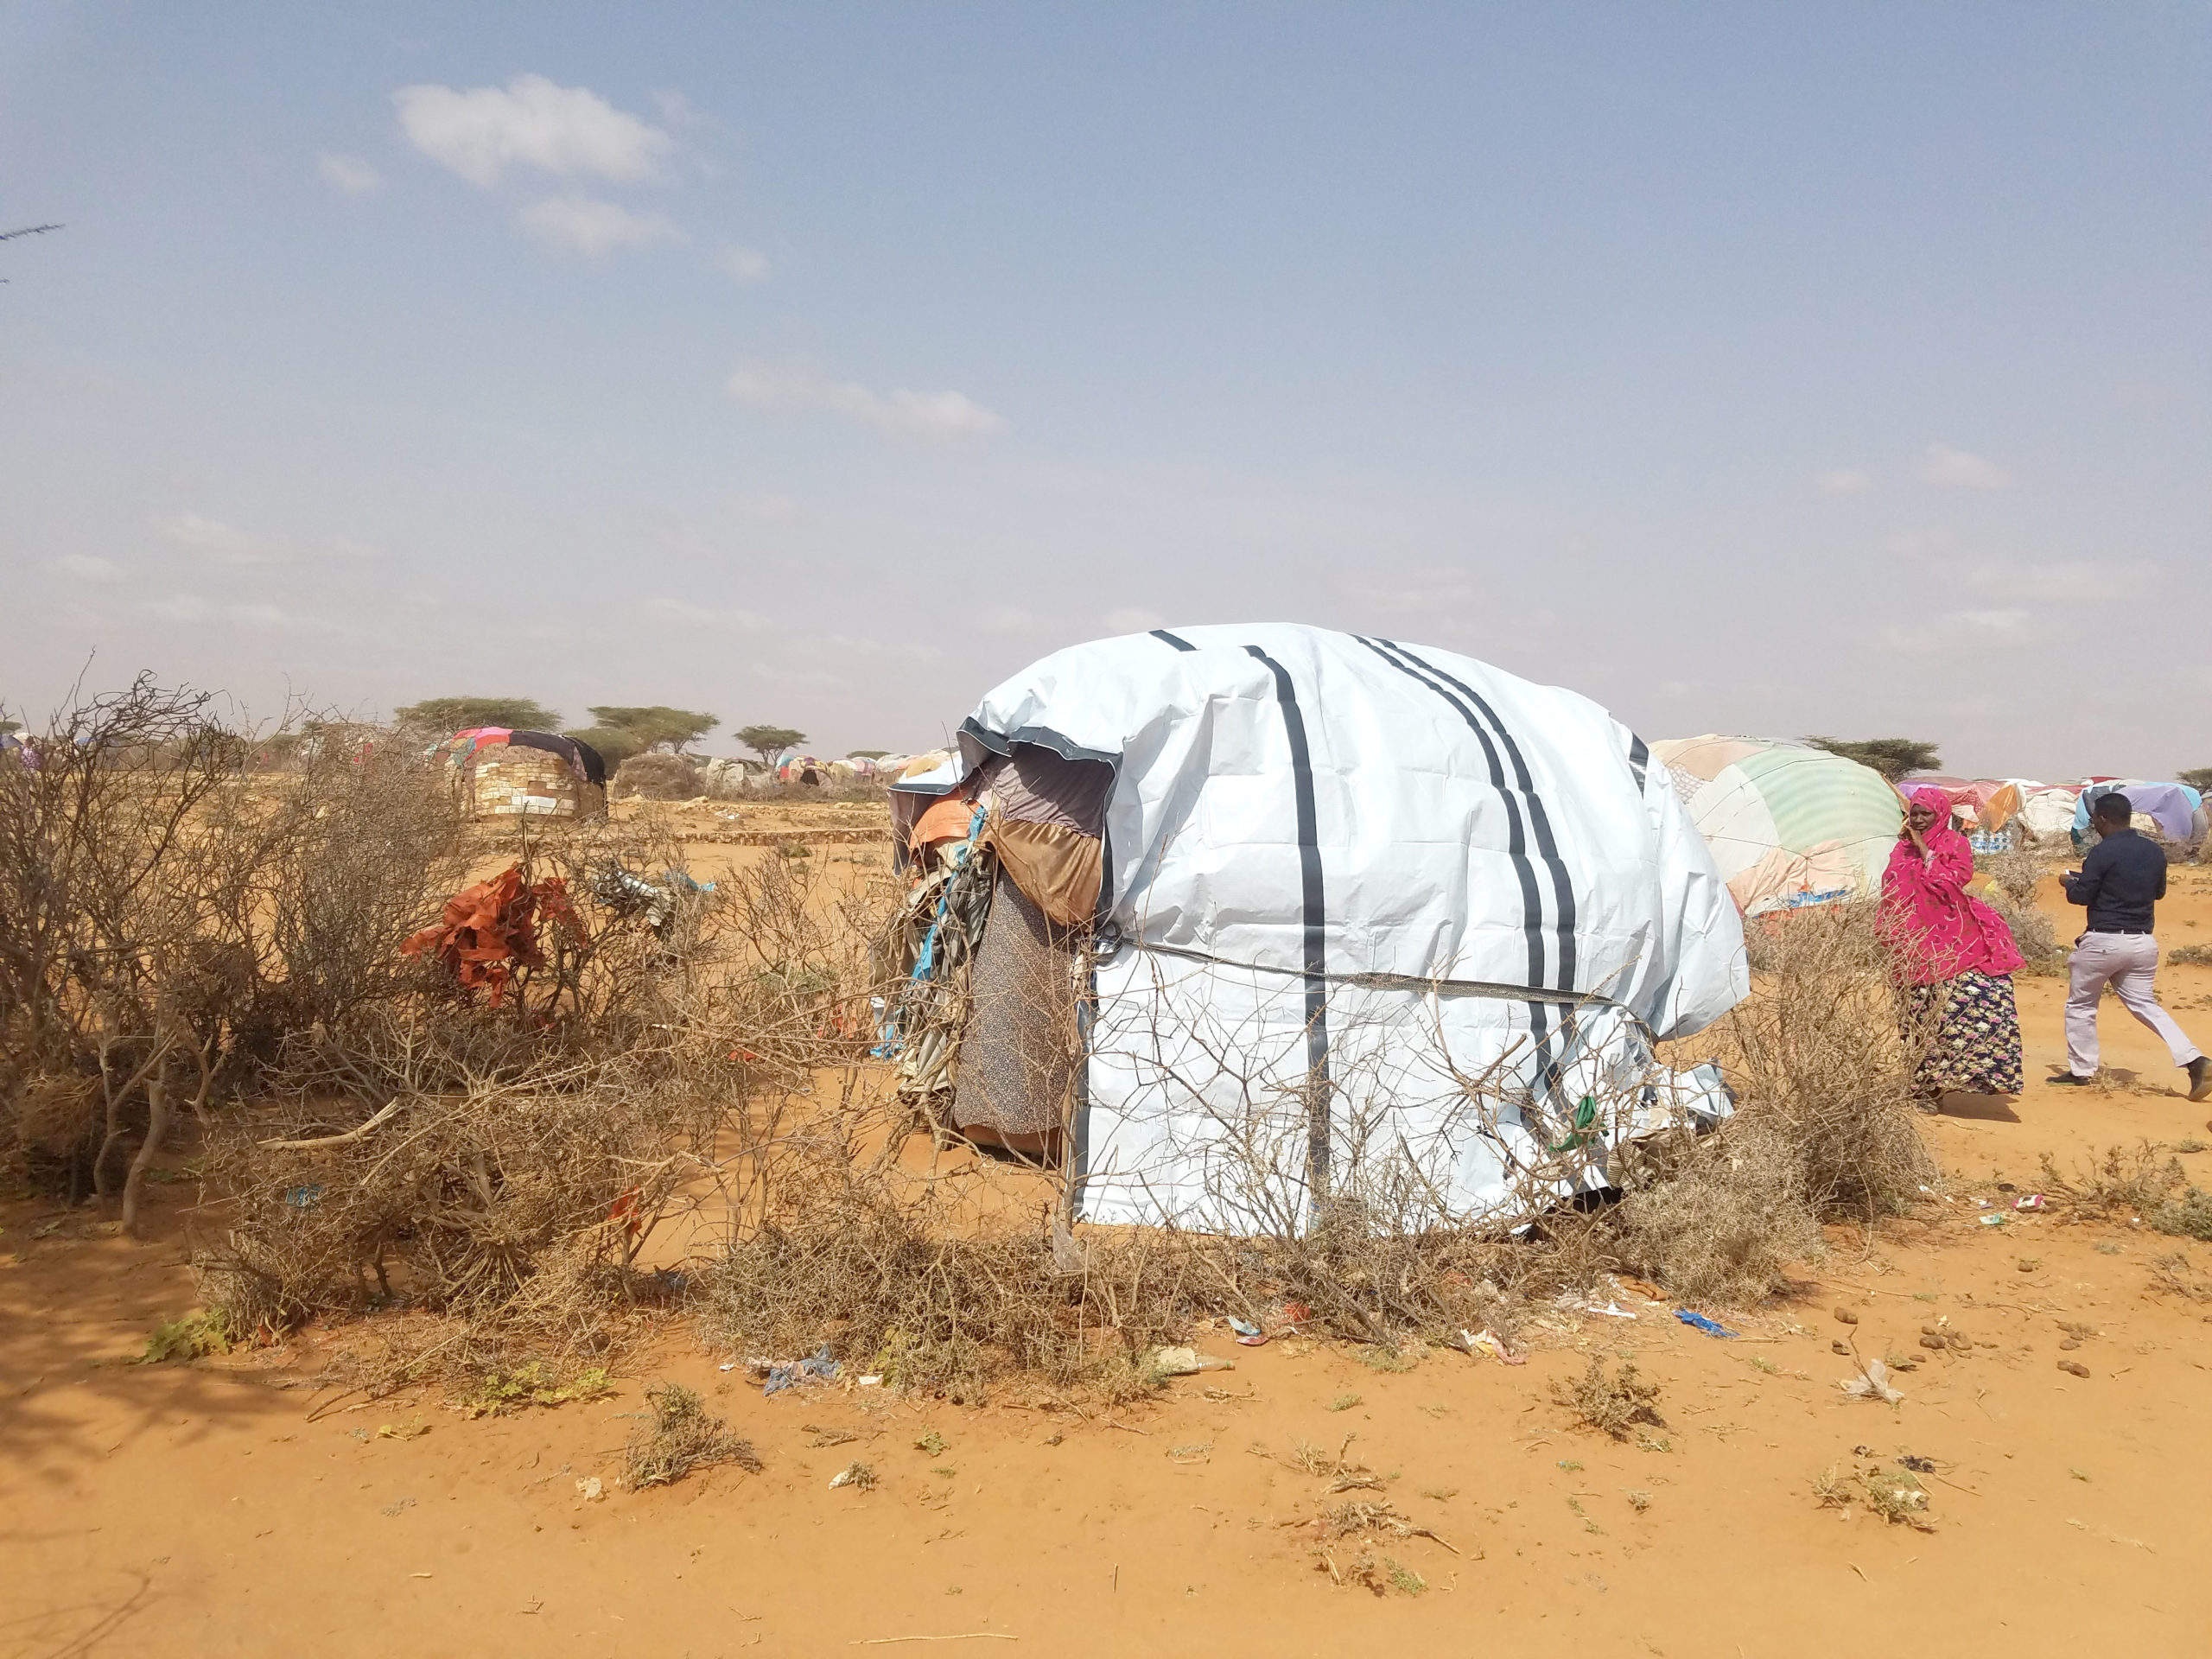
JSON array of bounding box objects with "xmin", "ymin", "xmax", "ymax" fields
[
  {"xmin": 2152, "ymin": 1187, "xmax": 2212, "ymax": 1242},
  {"xmin": 1612, "ymin": 1117, "xmax": 1826, "ymax": 1306},
  {"xmin": 1815, "ymin": 1460, "xmax": 1933, "ymax": 1529},
  {"xmin": 1721, "ymin": 900, "xmax": 1936, "ymax": 1219},
  {"xmin": 0, "ymin": 683, "xmax": 466, "ymax": 1223},
  {"xmin": 623, "ymin": 1382, "xmax": 761, "ymax": 1488},
  {"xmin": 2037, "ymin": 1141, "xmax": 2186, "ymax": 1217},
  {"xmin": 2146, "ymin": 1249, "xmax": 2212, "ymax": 1302},
  {"xmin": 1985, "ymin": 892, "xmax": 2062, "ymax": 972},
  {"xmin": 193, "ymin": 1018, "xmax": 717, "ymax": 1341},
  {"xmin": 698, "ymin": 1178, "xmax": 1201, "ymax": 1403},
  {"xmin": 1984, "ymin": 847, "xmax": 2050, "ymax": 909},
  {"xmin": 1550, "ymin": 1354, "xmax": 1665, "ymax": 1440}
]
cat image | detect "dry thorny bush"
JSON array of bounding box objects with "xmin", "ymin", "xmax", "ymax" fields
[
  {"xmin": 2037, "ymin": 1141, "xmax": 2212, "ymax": 1241},
  {"xmin": 0, "ymin": 681, "xmax": 468, "ymax": 1226},
  {"xmin": 3, "ymin": 679, "xmax": 1961, "ymax": 1414},
  {"xmin": 1606, "ymin": 899, "xmax": 1938, "ymax": 1305},
  {"xmin": 624, "ymin": 1382, "xmax": 761, "ymax": 1489},
  {"xmin": 1550, "ymin": 1353, "xmax": 1667, "ymax": 1440}
]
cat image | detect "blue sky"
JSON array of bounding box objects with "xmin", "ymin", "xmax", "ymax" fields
[{"xmin": 3, "ymin": 3, "xmax": 2206, "ymax": 775}]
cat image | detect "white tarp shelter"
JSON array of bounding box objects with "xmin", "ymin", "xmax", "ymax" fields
[{"xmin": 909, "ymin": 625, "xmax": 1747, "ymax": 1232}]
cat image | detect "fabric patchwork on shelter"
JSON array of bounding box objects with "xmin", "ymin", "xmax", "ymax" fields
[
  {"xmin": 982, "ymin": 743, "xmax": 1114, "ymax": 836},
  {"xmin": 986, "ymin": 816, "xmax": 1103, "ymax": 928},
  {"xmin": 952, "ymin": 869, "xmax": 1083, "ymax": 1140}
]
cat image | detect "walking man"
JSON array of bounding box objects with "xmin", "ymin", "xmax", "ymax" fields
[{"xmin": 2053, "ymin": 791, "xmax": 2212, "ymax": 1100}]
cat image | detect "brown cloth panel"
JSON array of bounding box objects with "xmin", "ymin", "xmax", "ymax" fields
[
  {"xmin": 951, "ymin": 868, "xmax": 1082, "ymax": 1139},
  {"xmin": 987, "ymin": 816, "xmax": 1103, "ymax": 930},
  {"xmin": 988, "ymin": 742, "xmax": 1114, "ymax": 836}
]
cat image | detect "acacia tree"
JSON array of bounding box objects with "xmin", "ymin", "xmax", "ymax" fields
[
  {"xmin": 1806, "ymin": 737, "xmax": 1942, "ymax": 782},
  {"xmin": 736, "ymin": 725, "xmax": 806, "ymax": 767},
  {"xmin": 393, "ymin": 696, "xmax": 560, "ymax": 735}
]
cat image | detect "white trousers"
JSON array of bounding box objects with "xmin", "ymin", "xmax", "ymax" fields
[{"xmin": 2064, "ymin": 931, "xmax": 2202, "ymax": 1076}]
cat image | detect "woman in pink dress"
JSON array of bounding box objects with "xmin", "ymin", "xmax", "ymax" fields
[{"xmin": 1880, "ymin": 786, "xmax": 2024, "ymax": 1103}]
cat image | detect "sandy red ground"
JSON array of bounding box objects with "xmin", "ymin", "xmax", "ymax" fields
[{"xmin": 7, "ymin": 859, "xmax": 2212, "ymax": 1657}]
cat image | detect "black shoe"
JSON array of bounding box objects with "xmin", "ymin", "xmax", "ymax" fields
[
  {"xmin": 2188, "ymin": 1057, "xmax": 2212, "ymax": 1103},
  {"xmin": 2047, "ymin": 1072, "xmax": 2094, "ymax": 1087}
]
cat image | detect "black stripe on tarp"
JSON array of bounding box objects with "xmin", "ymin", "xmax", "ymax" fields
[
  {"xmin": 1243, "ymin": 644, "xmax": 1332, "ymax": 1196},
  {"xmin": 1629, "ymin": 734, "xmax": 1650, "ymax": 794},
  {"xmin": 1151, "ymin": 628, "xmax": 1197, "ymax": 652},
  {"xmin": 1351, "ymin": 637, "xmax": 1548, "ymax": 992},
  {"xmin": 1377, "ymin": 640, "xmax": 1580, "ymax": 998},
  {"xmin": 1344, "ymin": 637, "xmax": 1574, "ymax": 1119}
]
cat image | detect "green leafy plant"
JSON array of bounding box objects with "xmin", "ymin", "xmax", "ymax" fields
[
  {"xmin": 139, "ymin": 1310, "xmax": 232, "ymax": 1363},
  {"xmin": 460, "ymin": 1360, "xmax": 615, "ymax": 1417}
]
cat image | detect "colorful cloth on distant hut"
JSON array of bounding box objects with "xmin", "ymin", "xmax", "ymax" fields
[
  {"xmin": 1900, "ymin": 969, "xmax": 2023, "ymax": 1096},
  {"xmin": 1880, "ymin": 788, "xmax": 2024, "ymax": 985}
]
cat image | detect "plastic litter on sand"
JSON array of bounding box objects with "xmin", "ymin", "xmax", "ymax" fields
[{"xmin": 1674, "ymin": 1309, "xmax": 1738, "ymax": 1338}]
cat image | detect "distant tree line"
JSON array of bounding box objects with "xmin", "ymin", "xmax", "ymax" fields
[{"xmin": 391, "ymin": 698, "xmax": 835, "ymax": 770}]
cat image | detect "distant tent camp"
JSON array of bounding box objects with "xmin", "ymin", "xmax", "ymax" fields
[
  {"xmin": 429, "ymin": 728, "xmax": 607, "ymax": 820},
  {"xmin": 2015, "ymin": 783, "xmax": 2082, "ymax": 844},
  {"xmin": 2073, "ymin": 782, "xmax": 2207, "ymax": 850},
  {"xmin": 1652, "ymin": 735, "xmax": 1903, "ymax": 917},
  {"xmin": 1901, "ymin": 775, "xmax": 2037, "ymax": 852},
  {"xmin": 882, "ymin": 625, "xmax": 1745, "ymax": 1233}
]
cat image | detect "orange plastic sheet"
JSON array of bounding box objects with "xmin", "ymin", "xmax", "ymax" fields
[{"xmin": 401, "ymin": 865, "xmax": 576, "ymax": 1007}]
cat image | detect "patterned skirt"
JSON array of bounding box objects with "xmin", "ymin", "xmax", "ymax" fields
[{"xmin": 1901, "ymin": 969, "xmax": 2024, "ymax": 1096}]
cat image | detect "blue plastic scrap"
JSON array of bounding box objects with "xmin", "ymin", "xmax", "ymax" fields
[
  {"xmin": 1674, "ymin": 1309, "xmax": 1737, "ymax": 1338},
  {"xmin": 764, "ymin": 1343, "xmax": 842, "ymax": 1396}
]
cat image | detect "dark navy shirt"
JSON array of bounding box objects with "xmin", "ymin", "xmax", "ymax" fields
[{"xmin": 2063, "ymin": 828, "xmax": 2167, "ymax": 933}]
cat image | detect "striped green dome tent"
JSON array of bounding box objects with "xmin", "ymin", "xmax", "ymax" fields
[{"xmin": 1651, "ymin": 735, "xmax": 1903, "ymax": 917}]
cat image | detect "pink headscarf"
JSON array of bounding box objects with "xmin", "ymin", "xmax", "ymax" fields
[{"xmin": 1880, "ymin": 786, "xmax": 2024, "ymax": 983}]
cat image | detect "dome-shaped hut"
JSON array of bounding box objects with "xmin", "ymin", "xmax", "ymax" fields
[
  {"xmin": 1650, "ymin": 735, "xmax": 1902, "ymax": 917},
  {"xmin": 882, "ymin": 626, "xmax": 1745, "ymax": 1231},
  {"xmin": 429, "ymin": 728, "xmax": 607, "ymax": 821}
]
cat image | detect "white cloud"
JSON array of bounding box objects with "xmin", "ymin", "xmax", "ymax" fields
[
  {"xmin": 143, "ymin": 594, "xmax": 213, "ymax": 621},
  {"xmin": 1950, "ymin": 559, "xmax": 2157, "ymax": 603},
  {"xmin": 139, "ymin": 594, "xmax": 330, "ymax": 632},
  {"xmin": 730, "ymin": 491, "xmax": 800, "ymax": 522},
  {"xmin": 53, "ymin": 554, "xmax": 120, "ymax": 582},
  {"xmin": 1347, "ymin": 575, "xmax": 1475, "ymax": 615},
  {"xmin": 728, "ymin": 362, "xmax": 1007, "ymax": 444},
  {"xmin": 1920, "ymin": 443, "xmax": 2015, "ymax": 490},
  {"xmin": 151, "ymin": 511, "xmax": 290, "ymax": 565},
  {"xmin": 517, "ymin": 194, "xmax": 682, "ymax": 256},
  {"xmin": 632, "ymin": 597, "xmax": 772, "ymax": 631},
  {"xmin": 975, "ymin": 607, "xmax": 1052, "ymax": 636},
  {"xmin": 317, "ymin": 153, "xmax": 382, "ymax": 194},
  {"xmin": 1868, "ymin": 607, "xmax": 2042, "ymax": 653},
  {"xmin": 1885, "ymin": 526, "xmax": 1955, "ymax": 557},
  {"xmin": 1813, "ymin": 467, "xmax": 1874, "ymax": 496},
  {"xmin": 714, "ymin": 245, "xmax": 770, "ymax": 283},
  {"xmin": 392, "ymin": 73, "xmax": 672, "ymax": 188},
  {"xmin": 1100, "ymin": 607, "xmax": 1166, "ymax": 633}
]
